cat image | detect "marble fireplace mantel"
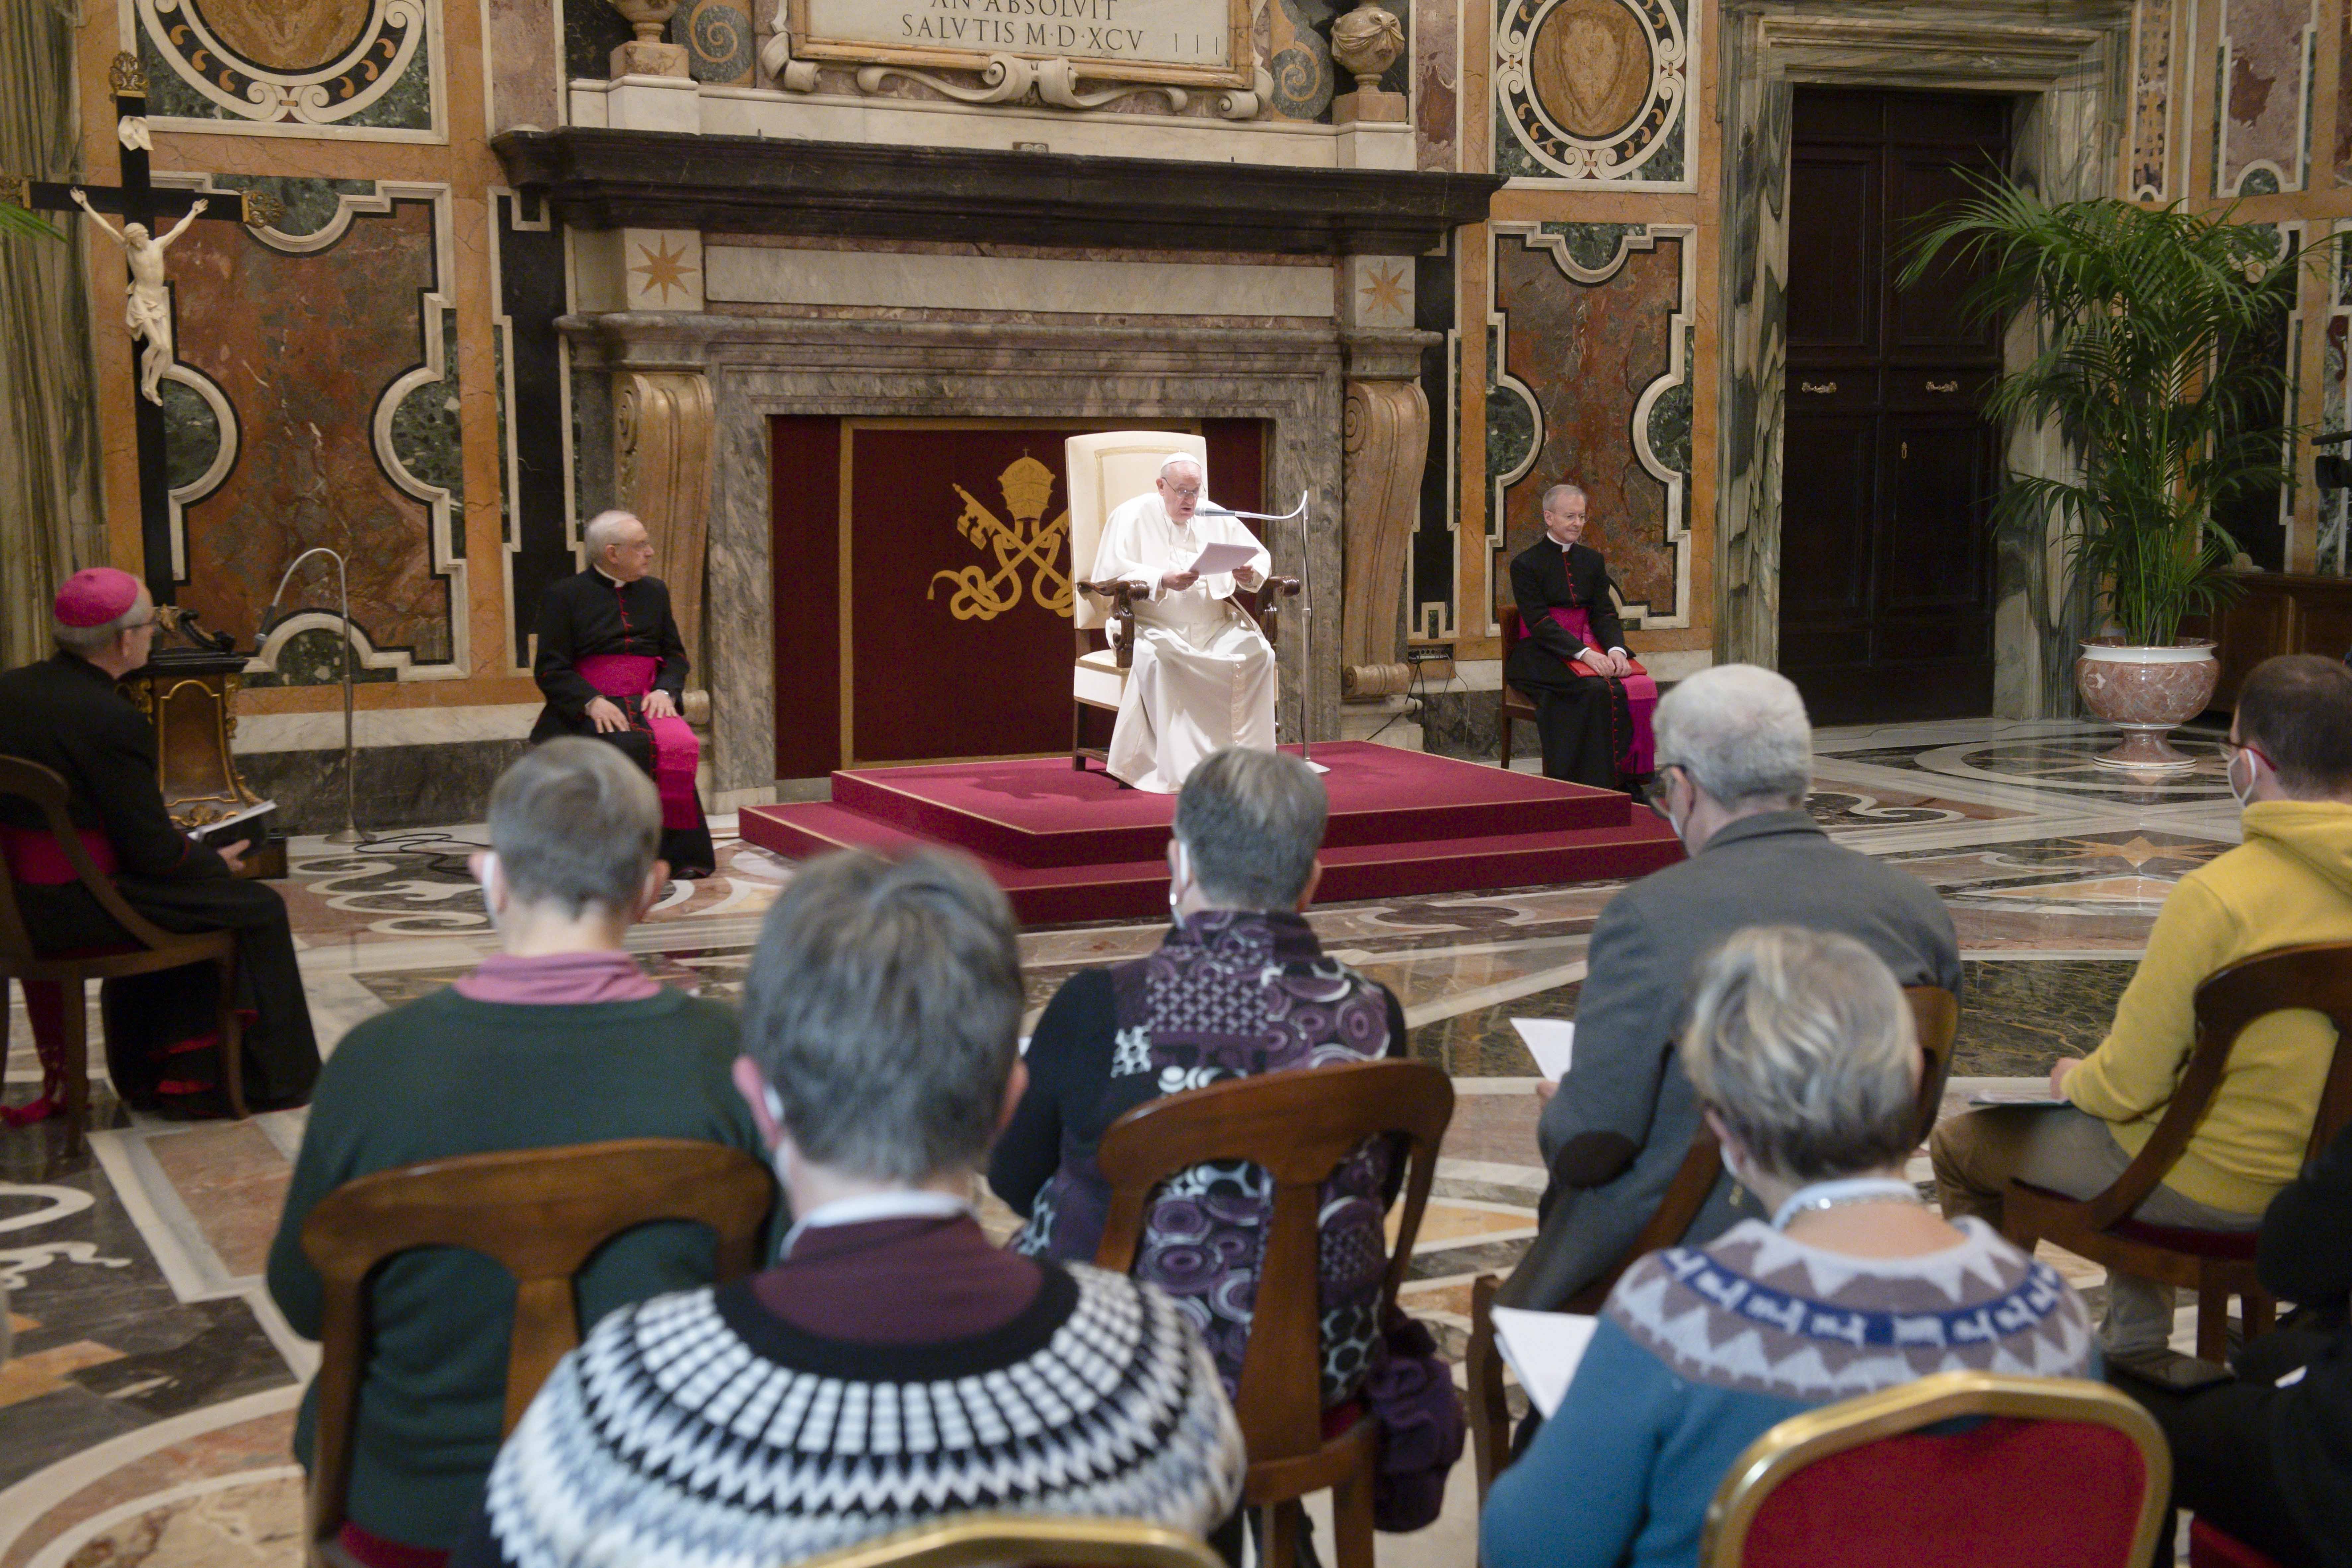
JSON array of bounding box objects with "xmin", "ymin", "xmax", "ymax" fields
[
  {"xmin": 564, "ymin": 310, "xmax": 1371, "ymax": 807},
  {"xmin": 492, "ymin": 129, "xmax": 1502, "ymax": 255}
]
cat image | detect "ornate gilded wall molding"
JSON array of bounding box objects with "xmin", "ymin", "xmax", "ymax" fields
[
  {"xmin": 614, "ymin": 370, "xmax": 716, "ymax": 681},
  {"xmin": 1495, "ymin": 0, "xmax": 1692, "ymax": 189},
  {"xmin": 131, "ymin": 0, "xmax": 443, "ymax": 141}
]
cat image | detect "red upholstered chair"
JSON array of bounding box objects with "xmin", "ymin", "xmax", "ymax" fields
[
  {"xmin": 0, "ymin": 756, "xmax": 244, "ymax": 1153},
  {"xmin": 1701, "ymin": 1371, "xmax": 2171, "ymax": 1568},
  {"xmin": 2189, "ymin": 1517, "xmax": 2290, "ymax": 1568},
  {"xmin": 2002, "ymin": 941, "xmax": 2352, "ymax": 1362}
]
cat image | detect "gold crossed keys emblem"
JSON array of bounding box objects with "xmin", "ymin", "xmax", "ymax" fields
[{"xmin": 929, "ymin": 454, "xmax": 1075, "ymax": 621}]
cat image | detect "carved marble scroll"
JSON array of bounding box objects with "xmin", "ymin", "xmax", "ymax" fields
[
  {"xmin": 614, "ymin": 370, "xmax": 715, "ymax": 707},
  {"xmin": 1338, "ymin": 372, "xmax": 1430, "ymax": 699}
]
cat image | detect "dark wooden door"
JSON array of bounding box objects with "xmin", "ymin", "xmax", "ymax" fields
[{"xmin": 1780, "ymin": 89, "xmax": 2010, "ymax": 723}]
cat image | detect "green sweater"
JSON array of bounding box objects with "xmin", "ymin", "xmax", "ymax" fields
[{"xmin": 265, "ymin": 986, "xmax": 774, "ymax": 1550}]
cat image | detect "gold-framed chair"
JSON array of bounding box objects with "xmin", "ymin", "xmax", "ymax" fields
[
  {"xmin": 1466, "ymin": 985, "xmax": 1961, "ymax": 1502},
  {"xmin": 1701, "ymin": 1371, "xmax": 2171, "ymax": 1568},
  {"xmin": 790, "ymin": 1514, "xmax": 1227, "ymax": 1568},
  {"xmin": 1062, "ymin": 431, "xmax": 1300, "ymax": 772},
  {"xmin": 2002, "ymin": 940, "xmax": 2352, "ymax": 1362}
]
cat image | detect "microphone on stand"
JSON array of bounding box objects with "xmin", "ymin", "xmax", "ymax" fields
[{"xmin": 1193, "ymin": 492, "xmax": 1324, "ymax": 772}]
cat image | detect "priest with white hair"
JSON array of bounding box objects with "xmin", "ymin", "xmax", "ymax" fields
[{"xmin": 1088, "ymin": 454, "xmax": 1277, "ymax": 793}]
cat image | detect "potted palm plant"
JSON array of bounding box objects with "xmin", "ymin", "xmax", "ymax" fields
[{"xmin": 1901, "ymin": 183, "xmax": 2302, "ymax": 774}]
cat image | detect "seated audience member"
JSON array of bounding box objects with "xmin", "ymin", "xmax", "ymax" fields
[
  {"xmin": 455, "ymin": 849, "xmax": 1245, "ymax": 1568},
  {"xmin": 1481, "ymin": 928, "xmax": 2095, "ymax": 1568},
  {"xmin": 989, "ymin": 745, "xmax": 1406, "ymax": 1402},
  {"xmin": 1498, "ymin": 664, "xmax": 1961, "ymax": 1313},
  {"xmin": 1933, "ymin": 654, "xmax": 2352, "ymax": 1357},
  {"xmin": 2124, "ymin": 1119, "xmax": 2352, "ymax": 1568},
  {"xmin": 266, "ymin": 740, "xmax": 769, "ymax": 1568},
  {"xmin": 0, "ymin": 567, "xmax": 318, "ymax": 1118}
]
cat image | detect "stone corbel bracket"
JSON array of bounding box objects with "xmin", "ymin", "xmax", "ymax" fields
[{"xmin": 759, "ymin": 4, "xmax": 1268, "ymax": 118}]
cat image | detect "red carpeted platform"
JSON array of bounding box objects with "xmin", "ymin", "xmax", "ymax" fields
[{"xmin": 741, "ymin": 743, "xmax": 1682, "ymax": 924}]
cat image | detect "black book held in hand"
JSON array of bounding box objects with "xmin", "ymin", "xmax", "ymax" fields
[{"xmin": 189, "ymin": 799, "xmax": 277, "ymax": 851}]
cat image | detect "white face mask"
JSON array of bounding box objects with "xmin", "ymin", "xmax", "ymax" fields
[
  {"xmin": 2228, "ymin": 745, "xmax": 2259, "ymax": 809},
  {"xmin": 1169, "ymin": 841, "xmax": 1190, "ymax": 922}
]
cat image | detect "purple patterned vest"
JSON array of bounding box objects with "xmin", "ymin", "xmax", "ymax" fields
[{"xmin": 1012, "ymin": 909, "xmax": 1397, "ymax": 1405}]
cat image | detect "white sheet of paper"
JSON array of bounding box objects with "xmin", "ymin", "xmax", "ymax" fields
[
  {"xmin": 1490, "ymin": 1308, "xmax": 1601, "ymax": 1418},
  {"xmin": 1186, "ymin": 541, "xmax": 1259, "ymax": 575},
  {"xmin": 1511, "ymin": 1017, "xmax": 1576, "ymax": 1080}
]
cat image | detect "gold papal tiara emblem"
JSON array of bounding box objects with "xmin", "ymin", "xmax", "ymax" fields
[{"xmin": 928, "ymin": 454, "xmax": 1074, "ymax": 621}]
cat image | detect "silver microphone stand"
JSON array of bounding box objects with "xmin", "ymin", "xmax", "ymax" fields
[
  {"xmin": 1195, "ymin": 491, "xmax": 1322, "ymax": 772},
  {"xmin": 259, "ymin": 547, "xmax": 362, "ymax": 844}
]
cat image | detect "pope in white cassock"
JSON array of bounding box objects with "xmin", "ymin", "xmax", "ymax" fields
[{"xmin": 1090, "ymin": 454, "xmax": 1277, "ymax": 793}]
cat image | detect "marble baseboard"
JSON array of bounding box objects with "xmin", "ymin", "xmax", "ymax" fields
[
  {"xmin": 1419, "ymin": 688, "xmax": 1539, "ymax": 765},
  {"xmin": 235, "ymin": 741, "xmax": 527, "ymax": 834}
]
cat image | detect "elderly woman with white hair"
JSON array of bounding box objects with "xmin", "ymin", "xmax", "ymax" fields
[
  {"xmin": 1087, "ymin": 453, "xmax": 1277, "ymax": 793},
  {"xmin": 1500, "ymin": 663, "xmax": 1961, "ymax": 1314},
  {"xmin": 1482, "ymin": 927, "xmax": 2096, "ymax": 1568}
]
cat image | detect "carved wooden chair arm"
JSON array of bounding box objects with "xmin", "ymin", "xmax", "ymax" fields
[
  {"xmin": 1074, "ymin": 579, "xmax": 1145, "ymax": 672},
  {"xmin": 1262, "ymin": 575, "xmax": 1302, "ymax": 597}
]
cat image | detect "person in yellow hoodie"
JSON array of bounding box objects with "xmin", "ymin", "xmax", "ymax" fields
[{"xmin": 1933, "ymin": 654, "xmax": 2352, "ymax": 1357}]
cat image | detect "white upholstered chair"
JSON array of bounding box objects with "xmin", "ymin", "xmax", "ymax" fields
[{"xmin": 1065, "ymin": 431, "xmax": 1209, "ymax": 772}]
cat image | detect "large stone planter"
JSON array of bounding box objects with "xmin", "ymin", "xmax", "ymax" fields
[{"xmin": 2075, "ymin": 640, "xmax": 2220, "ymax": 775}]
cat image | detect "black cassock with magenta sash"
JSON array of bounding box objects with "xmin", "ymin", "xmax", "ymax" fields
[{"xmin": 1503, "ymin": 537, "xmax": 1657, "ymax": 789}]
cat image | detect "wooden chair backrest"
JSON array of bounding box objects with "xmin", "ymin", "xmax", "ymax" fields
[
  {"xmin": 1702, "ymin": 1372, "xmax": 2171, "ymax": 1568},
  {"xmin": 792, "ymin": 1514, "xmax": 1227, "ymax": 1568},
  {"xmin": 1093, "ymin": 1059, "xmax": 1455, "ymax": 1464},
  {"xmin": 2073, "ymin": 940, "xmax": 2352, "ymax": 1230},
  {"xmin": 0, "ymin": 755, "xmax": 179, "ymax": 966},
  {"xmin": 299, "ymin": 1137, "xmax": 775, "ymax": 1544},
  {"xmin": 1064, "ymin": 431, "xmax": 1206, "ymax": 631},
  {"xmin": 1564, "ymin": 985, "xmax": 1960, "ymax": 1315}
]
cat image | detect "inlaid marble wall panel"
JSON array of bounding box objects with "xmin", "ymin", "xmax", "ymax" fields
[
  {"xmin": 1493, "ymin": 0, "xmax": 1693, "ymax": 189},
  {"xmin": 134, "ymin": 0, "xmax": 442, "ymax": 140},
  {"xmin": 163, "ymin": 185, "xmax": 464, "ymax": 677},
  {"xmin": 1486, "ymin": 222, "xmax": 1693, "ymax": 629},
  {"xmin": 2131, "ymin": 0, "xmax": 2181, "ymax": 199},
  {"xmin": 487, "ymin": 0, "xmax": 561, "ymax": 130},
  {"xmin": 2216, "ymin": 0, "xmax": 2319, "ymax": 194}
]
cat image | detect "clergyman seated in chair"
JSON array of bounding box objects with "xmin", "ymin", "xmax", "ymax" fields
[
  {"xmin": 1480, "ymin": 928, "xmax": 2094, "ymax": 1568},
  {"xmin": 265, "ymin": 740, "xmax": 770, "ymax": 1568},
  {"xmin": 0, "ymin": 566, "xmax": 318, "ymax": 1118},
  {"xmin": 991, "ymin": 745, "xmax": 1407, "ymax": 1400},
  {"xmin": 1089, "ymin": 453, "xmax": 1277, "ymax": 793},
  {"xmin": 455, "ymin": 848, "xmax": 1244, "ymax": 1568},
  {"xmin": 1497, "ymin": 664, "xmax": 1961, "ymax": 1314},
  {"xmin": 530, "ymin": 509, "xmax": 716, "ymax": 877},
  {"xmin": 1933, "ymin": 653, "xmax": 2352, "ymax": 1358}
]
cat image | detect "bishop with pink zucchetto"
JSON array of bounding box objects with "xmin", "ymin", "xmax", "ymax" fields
[{"xmin": 0, "ymin": 568, "xmax": 319, "ymax": 1123}]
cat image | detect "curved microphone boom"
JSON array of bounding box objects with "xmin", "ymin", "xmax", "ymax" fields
[
  {"xmin": 258, "ymin": 546, "xmax": 362, "ymax": 844},
  {"xmin": 1194, "ymin": 491, "xmax": 1323, "ymax": 770}
]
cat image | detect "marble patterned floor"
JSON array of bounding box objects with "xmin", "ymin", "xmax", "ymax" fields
[{"xmin": 0, "ymin": 718, "xmax": 2242, "ymax": 1568}]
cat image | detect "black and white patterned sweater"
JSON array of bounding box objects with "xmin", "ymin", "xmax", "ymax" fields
[{"xmin": 456, "ymin": 1261, "xmax": 1244, "ymax": 1568}]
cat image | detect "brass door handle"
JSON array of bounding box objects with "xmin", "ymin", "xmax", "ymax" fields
[
  {"xmin": 1799, "ymin": 379, "xmax": 1837, "ymax": 394},
  {"xmin": 1926, "ymin": 379, "xmax": 1959, "ymax": 393}
]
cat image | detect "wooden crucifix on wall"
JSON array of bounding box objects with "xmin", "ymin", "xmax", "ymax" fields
[{"xmin": 0, "ymin": 51, "xmax": 283, "ymax": 606}]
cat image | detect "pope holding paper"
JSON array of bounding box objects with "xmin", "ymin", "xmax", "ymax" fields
[{"xmin": 1090, "ymin": 453, "xmax": 1276, "ymax": 793}]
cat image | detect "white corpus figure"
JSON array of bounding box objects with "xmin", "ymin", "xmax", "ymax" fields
[
  {"xmin": 71, "ymin": 189, "xmax": 206, "ymax": 405},
  {"xmin": 1090, "ymin": 453, "xmax": 1277, "ymax": 793}
]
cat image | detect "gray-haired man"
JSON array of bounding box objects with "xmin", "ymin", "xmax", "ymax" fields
[
  {"xmin": 530, "ymin": 509, "xmax": 714, "ymax": 876},
  {"xmin": 1497, "ymin": 664, "xmax": 1962, "ymax": 1312}
]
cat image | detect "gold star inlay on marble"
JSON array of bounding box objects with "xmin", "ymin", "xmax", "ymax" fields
[
  {"xmin": 1359, "ymin": 261, "xmax": 1408, "ymax": 319},
  {"xmin": 630, "ymin": 238, "xmax": 698, "ymax": 303}
]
